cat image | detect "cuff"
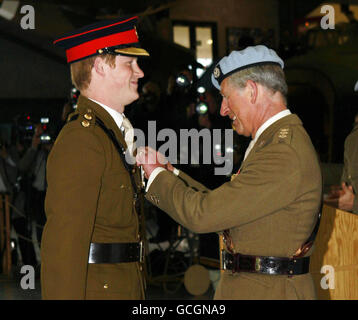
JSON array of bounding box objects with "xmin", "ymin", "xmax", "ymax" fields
[{"xmin": 173, "ymin": 167, "xmax": 180, "ymax": 176}]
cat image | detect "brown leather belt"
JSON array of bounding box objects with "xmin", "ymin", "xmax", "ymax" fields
[
  {"xmin": 88, "ymin": 242, "xmax": 144, "ymax": 264},
  {"xmin": 221, "ymin": 250, "xmax": 310, "ymax": 275}
]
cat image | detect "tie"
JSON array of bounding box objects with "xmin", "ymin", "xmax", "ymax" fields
[{"xmin": 122, "ymin": 117, "xmax": 136, "ymax": 157}]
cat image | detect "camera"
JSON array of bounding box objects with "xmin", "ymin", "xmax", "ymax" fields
[
  {"xmin": 40, "ymin": 117, "xmax": 52, "ymax": 144},
  {"xmin": 70, "ymin": 87, "xmax": 80, "ymax": 109},
  {"xmin": 15, "ymin": 114, "xmax": 35, "ymax": 142}
]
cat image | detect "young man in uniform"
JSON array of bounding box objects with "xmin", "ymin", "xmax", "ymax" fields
[{"xmin": 41, "ymin": 16, "xmax": 149, "ymax": 299}]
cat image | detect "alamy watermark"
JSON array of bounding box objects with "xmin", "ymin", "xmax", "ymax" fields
[
  {"xmin": 320, "ymin": 5, "xmax": 335, "ymax": 30},
  {"xmin": 320, "ymin": 264, "xmax": 335, "ymax": 290},
  {"xmin": 0, "ymin": 1, "xmax": 35, "ymax": 29},
  {"xmin": 20, "ymin": 5, "xmax": 35, "ymax": 30},
  {"xmin": 20, "ymin": 265, "xmax": 35, "ymax": 290},
  {"xmin": 126, "ymin": 121, "xmax": 234, "ymax": 176},
  {"xmin": 19, "ymin": 263, "xmax": 336, "ymax": 291}
]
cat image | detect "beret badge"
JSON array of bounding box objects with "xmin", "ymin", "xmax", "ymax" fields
[{"xmin": 213, "ymin": 66, "xmax": 221, "ymax": 79}]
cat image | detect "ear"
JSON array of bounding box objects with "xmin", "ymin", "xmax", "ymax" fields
[
  {"xmin": 93, "ymin": 56, "xmax": 106, "ymax": 77},
  {"xmin": 246, "ymin": 80, "xmax": 258, "ymax": 104}
]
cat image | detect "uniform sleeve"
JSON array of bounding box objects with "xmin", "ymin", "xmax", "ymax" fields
[
  {"xmin": 177, "ymin": 170, "xmax": 210, "ymax": 192},
  {"xmin": 146, "ymin": 142, "xmax": 300, "ymax": 233},
  {"xmin": 41, "ymin": 128, "xmax": 104, "ymax": 299}
]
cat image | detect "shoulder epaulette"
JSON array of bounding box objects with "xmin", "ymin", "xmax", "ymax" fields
[{"xmin": 67, "ymin": 108, "xmax": 96, "ymax": 128}]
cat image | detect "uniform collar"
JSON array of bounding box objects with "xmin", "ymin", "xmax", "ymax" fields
[
  {"xmin": 88, "ymin": 98, "xmax": 125, "ymax": 131},
  {"xmin": 244, "ymin": 109, "xmax": 291, "ymax": 161}
]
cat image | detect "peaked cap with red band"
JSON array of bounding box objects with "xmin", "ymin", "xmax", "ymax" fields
[{"xmin": 53, "ymin": 15, "xmax": 149, "ymax": 64}]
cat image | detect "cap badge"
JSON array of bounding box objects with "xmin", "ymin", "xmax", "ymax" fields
[{"xmin": 213, "ymin": 66, "xmax": 221, "ymax": 79}]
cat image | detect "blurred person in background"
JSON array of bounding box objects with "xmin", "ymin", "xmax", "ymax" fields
[{"xmin": 338, "ymin": 112, "xmax": 358, "ymax": 213}]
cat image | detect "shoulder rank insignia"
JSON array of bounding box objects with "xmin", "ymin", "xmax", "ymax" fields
[
  {"xmin": 81, "ymin": 109, "xmax": 94, "ymax": 127},
  {"xmin": 278, "ymin": 128, "xmax": 289, "ymax": 139}
]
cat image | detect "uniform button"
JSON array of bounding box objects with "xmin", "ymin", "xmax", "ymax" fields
[
  {"xmin": 104, "ymin": 283, "xmax": 109, "ymax": 289},
  {"xmin": 137, "ymin": 234, "xmax": 140, "ymax": 240},
  {"xmin": 81, "ymin": 120, "xmax": 90, "ymax": 127},
  {"xmin": 139, "ymin": 266, "xmax": 143, "ymax": 271}
]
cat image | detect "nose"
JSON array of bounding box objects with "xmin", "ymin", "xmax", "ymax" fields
[
  {"xmin": 133, "ymin": 60, "xmax": 144, "ymax": 78},
  {"xmin": 220, "ymin": 98, "xmax": 230, "ymax": 117}
]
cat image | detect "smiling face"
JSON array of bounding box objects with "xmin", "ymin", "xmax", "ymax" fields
[
  {"xmin": 104, "ymin": 55, "xmax": 144, "ymax": 108},
  {"xmin": 219, "ymin": 78, "xmax": 254, "ymax": 137}
]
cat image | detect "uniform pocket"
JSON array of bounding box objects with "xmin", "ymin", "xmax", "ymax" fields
[{"xmin": 86, "ymin": 263, "xmax": 141, "ymax": 299}]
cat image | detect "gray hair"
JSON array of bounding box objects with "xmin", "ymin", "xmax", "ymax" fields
[{"xmin": 227, "ymin": 64, "xmax": 288, "ymax": 103}]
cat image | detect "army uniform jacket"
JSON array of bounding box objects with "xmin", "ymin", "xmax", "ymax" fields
[
  {"xmin": 341, "ymin": 122, "xmax": 358, "ymax": 214},
  {"xmin": 146, "ymin": 114, "xmax": 322, "ymax": 300},
  {"xmin": 41, "ymin": 96, "xmax": 145, "ymax": 300}
]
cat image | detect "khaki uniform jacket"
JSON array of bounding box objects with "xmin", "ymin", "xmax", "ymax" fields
[
  {"xmin": 341, "ymin": 123, "xmax": 358, "ymax": 214},
  {"xmin": 41, "ymin": 96, "xmax": 145, "ymax": 300},
  {"xmin": 146, "ymin": 114, "xmax": 322, "ymax": 300}
]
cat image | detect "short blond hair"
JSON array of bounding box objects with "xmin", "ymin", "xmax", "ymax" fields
[{"xmin": 70, "ymin": 54, "xmax": 116, "ymax": 91}]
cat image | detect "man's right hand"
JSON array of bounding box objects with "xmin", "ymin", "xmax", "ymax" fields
[{"xmin": 136, "ymin": 146, "xmax": 174, "ymax": 179}]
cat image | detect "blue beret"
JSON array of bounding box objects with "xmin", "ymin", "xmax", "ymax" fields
[{"xmin": 211, "ymin": 45, "xmax": 284, "ymax": 90}]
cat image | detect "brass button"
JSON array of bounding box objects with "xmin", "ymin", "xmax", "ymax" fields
[
  {"xmin": 81, "ymin": 120, "xmax": 90, "ymax": 127},
  {"xmin": 139, "ymin": 266, "xmax": 143, "ymax": 271},
  {"xmin": 84, "ymin": 113, "xmax": 93, "ymax": 120},
  {"xmin": 98, "ymin": 49, "xmax": 103, "ymax": 54},
  {"xmin": 137, "ymin": 234, "xmax": 140, "ymax": 240},
  {"xmin": 103, "ymin": 283, "xmax": 109, "ymax": 289}
]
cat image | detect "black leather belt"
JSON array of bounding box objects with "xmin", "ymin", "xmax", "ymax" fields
[
  {"xmin": 88, "ymin": 242, "xmax": 144, "ymax": 264},
  {"xmin": 221, "ymin": 250, "xmax": 310, "ymax": 276}
]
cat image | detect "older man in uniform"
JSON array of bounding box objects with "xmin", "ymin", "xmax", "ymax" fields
[
  {"xmin": 41, "ymin": 16, "xmax": 149, "ymax": 299},
  {"xmin": 137, "ymin": 46, "xmax": 322, "ymax": 299}
]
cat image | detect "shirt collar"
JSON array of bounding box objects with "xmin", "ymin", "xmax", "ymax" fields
[
  {"xmin": 88, "ymin": 98, "xmax": 124, "ymax": 130},
  {"xmin": 253, "ymin": 109, "xmax": 292, "ymax": 143},
  {"xmin": 244, "ymin": 109, "xmax": 291, "ymax": 161}
]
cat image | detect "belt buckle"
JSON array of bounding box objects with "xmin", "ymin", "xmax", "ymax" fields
[
  {"xmin": 255, "ymin": 257, "xmax": 262, "ymax": 272},
  {"xmin": 139, "ymin": 241, "xmax": 144, "ymax": 263}
]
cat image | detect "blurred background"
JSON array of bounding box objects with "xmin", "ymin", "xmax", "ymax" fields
[{"xmin": 0, "ymin": 0, "xmax": 357, "ymax": 299}]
